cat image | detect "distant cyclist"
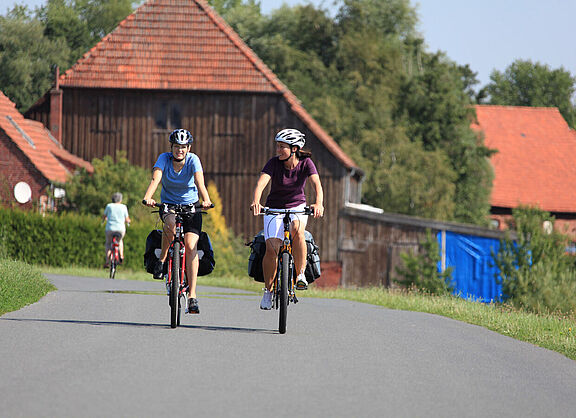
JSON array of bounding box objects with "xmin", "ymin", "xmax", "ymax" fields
[
  {"xmin": 250, "ymin": 128, "xmax": 324, "ymax": 310},
  {"xmin": 103, "ymin": 192, "xmax": 131, "ymax": 267},
  {"xmin": 142, "ymin": 129, "xmax": 212, "ymax": 314}
]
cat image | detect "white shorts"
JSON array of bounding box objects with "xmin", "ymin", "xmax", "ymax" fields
[{"xmin": 263, "ymin": 204, "xmax": 308, "ymax": 240}]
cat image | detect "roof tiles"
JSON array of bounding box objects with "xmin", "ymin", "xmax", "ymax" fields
[
  {"xmin": 474, "ymin": 105, "xmax": 576, "ymax": 213},
  {"xmin": 0, "ymin": 91, "xmax": 92, "ymax": 183}
]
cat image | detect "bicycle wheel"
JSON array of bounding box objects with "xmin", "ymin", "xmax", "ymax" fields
[
  {"xmin": 170, "ymin": 242, "xmax": 181, "ymax": 328},
  {"xmin": 109, "ymin": 259, "xmax": 116, "ymax": 279},
  {"xmin": 279, "ymin": 252, "xmax": 290, "ymax": 334}
]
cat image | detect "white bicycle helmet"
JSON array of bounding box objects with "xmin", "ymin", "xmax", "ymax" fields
[
  {"xmin": 169, "ymin": 129, "xmax": 193, "ymax": 145},
  {"xmin": 275, "ymin": 128, "xmax": 305, "ymax": 148}
]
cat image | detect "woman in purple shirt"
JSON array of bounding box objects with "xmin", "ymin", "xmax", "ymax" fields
[{"xmin": 250, "ymin": 128, "xmax": 324, "ymax": 310}]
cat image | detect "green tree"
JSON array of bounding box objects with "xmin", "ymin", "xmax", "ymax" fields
[
  {"xmin": 0, "ymin": 6, "xmax": 70, "ymax": 111},
  {"xmin": 62, "ymin": 152, "xmax": 156, "ymax": 221},
  {"xmin": 485, "ymin": 59, "xmax": 576, "ymax": 128}
]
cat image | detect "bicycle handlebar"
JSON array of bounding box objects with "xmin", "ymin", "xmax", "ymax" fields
[
  {"xmin": 142, "ymin": 200, "xmax": 214, "ymax": 211},
  {"xmin": 258, "ymin": 206, "xmax": 313, "ymax": 216}
]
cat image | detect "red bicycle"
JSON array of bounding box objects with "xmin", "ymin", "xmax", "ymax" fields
[
  {"xmin": 145, "ymin": 201, "xmax": 213, "ymax": 328},
  {"xmin": 108, "ymin": 233, "xmax": 122, "ymax": 279}
]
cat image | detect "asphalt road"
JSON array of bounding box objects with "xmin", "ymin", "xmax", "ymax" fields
[{"xmin": 1, "ymin": 274, "xmax": 575, "ymax": 417}]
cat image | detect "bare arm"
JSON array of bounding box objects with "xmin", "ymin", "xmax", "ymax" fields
[
  {"xmin": 309, "ymin": 174, "xmax": 324, "ymax": 218},
  {"xmin": 250, "ymin": 173, "xmax": 271, "ymax": 216},
  {"xmin": 142, "ymin": 168, "xmax": 163, "ymax": 207},
  {"xmin": 194, "ymin": 170, "xmax": 212, "ymax": 208}
]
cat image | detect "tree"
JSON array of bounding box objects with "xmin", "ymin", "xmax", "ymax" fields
[
  {"xmin": 0, "ymin": 6, "xmax": 70, "ymax": 111},
  {"xmin": 220, "ymin": 0, "xmax": 494, "ymax": 224},
  {"xmin": 485, "ymin": 59, "xmax": 576, "ymax": 128},
  {"xmin": 62, "ymin": 152, "xmax": 156, "ymax": 221}
]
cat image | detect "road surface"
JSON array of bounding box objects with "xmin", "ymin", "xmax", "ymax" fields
[{"xmin": 0, "ymin": 274, "xmax": 574, "ymax": 417}]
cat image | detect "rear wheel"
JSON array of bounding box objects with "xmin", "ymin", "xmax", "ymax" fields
[
  {"xmin": 170, "ymin": 242, "xmax": 181, "ymax": 328},
  {"xmin": 279, "ymin": 252, "xmax": 290, "ymax": 334}
]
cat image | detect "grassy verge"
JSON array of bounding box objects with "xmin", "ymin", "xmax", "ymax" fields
[
  {"xmin": 39, "ymin": 266, "xmax": 576, "ymax": 361},
  {"xmin": 0, "ymin": 259, "xmax": 56, "ymax": 316}
]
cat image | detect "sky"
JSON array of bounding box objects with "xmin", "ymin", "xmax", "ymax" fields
[{"xmin": 4, "ymin": 0, "xmax": 576, "ymax": 88}]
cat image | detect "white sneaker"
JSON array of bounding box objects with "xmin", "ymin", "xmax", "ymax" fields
[
  {"xmin": 260, "ymin": 288, "xmax": 272, "ymax": 310},
  {"xmin": 296, "ymin": 273, "xmax": 308, "ymax": 290}
]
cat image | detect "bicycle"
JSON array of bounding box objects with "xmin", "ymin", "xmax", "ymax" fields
[
  {"xmin": 144, "ymin": 201, "xmax": 213, "ymax": 328},
  {"xmin": 108, "ymin": 233, "xmax": 122, "ymax": 279},
  {"xmin": 258, "ymin": 206, "xmax": 313, "ymax": 334}
]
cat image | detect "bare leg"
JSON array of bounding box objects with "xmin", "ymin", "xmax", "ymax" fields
[
  {"xmin": 291, "ymin": 226, "xmax": 307, "ymax": 277},
  {"xmin": 263, "ymin": 238, "xmax": 281, "ymax": 291},
  {"xmin": 160, "ymin": 214, "xmax": 176, "ymax": 262},
  {"xmin": 184, "ymin": 232, "xmax": 200, "ymax": 298}
]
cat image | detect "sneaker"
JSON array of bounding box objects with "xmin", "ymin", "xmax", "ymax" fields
[
  {"xmin": 295, "ymin": 273, "xmax": 308, "ymax": 290},
  {"xmin": 153, "ymin": 260, "xmax": 164, "ymax": 280},
  {"xmin": 260, "ymin": 288, "xmax": 272, "ymax": 310},
  {"xmin": 187, "ymin": 298, "xmax": 200, "ymax": 314}
]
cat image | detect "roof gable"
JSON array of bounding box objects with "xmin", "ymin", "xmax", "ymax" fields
[
  {"xmin": 473, "ymin": 105, "xmax": 576, "ymax": 213},
  {"xmin": 58, "ymin": 0, "xmax": 357, "ymax": 170},
  {"xmin": 0, "ymin": 91, "xmax": 92, "ymax": 183}
]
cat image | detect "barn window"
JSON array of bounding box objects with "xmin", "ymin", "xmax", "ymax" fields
[{"xmin": 155, "ymin": 102, "xmax": 181, "ymax": 130}]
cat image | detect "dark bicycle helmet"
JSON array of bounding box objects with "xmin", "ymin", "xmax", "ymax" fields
[
  {"xmin": 275, "ymin": 128, "xmax": 305, "ymax": 148},
  {"xmin": 169, "ymin": 129, "xmax": 193, "ymax": 145}
]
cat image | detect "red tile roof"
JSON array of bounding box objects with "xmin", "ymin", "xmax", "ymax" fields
[
  {"xmin": 0, "ymin": 91, "xmax": 92, "ymax": 183},
  {"xmin": 473, "ymin": 105, "xmax": 576, "ymax": 213},
  {"xmin": 59, "ymin": 0, "xmax": 357, "ymax": 170}
]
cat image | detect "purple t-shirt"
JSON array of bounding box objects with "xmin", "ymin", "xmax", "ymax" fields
[{"xmin": 262, "ymin": 157, "xmax": 318, "ymax": 208}]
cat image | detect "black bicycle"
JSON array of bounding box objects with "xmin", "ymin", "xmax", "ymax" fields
[
  {"xmin": 144, "ymin": 201, "xmax": 213, "ymax": 328},
  {"xmin": 259, "ymin": 206, "xmax": 313, "ymax": 334}
]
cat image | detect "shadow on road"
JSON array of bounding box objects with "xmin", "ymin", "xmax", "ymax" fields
[{"xmin": 1, "ymin": 317, "xmax": 277, "ymax": 334}]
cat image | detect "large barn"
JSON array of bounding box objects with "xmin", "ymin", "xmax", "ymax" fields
[{"xmin": 26, "ymin": 0, "xmax": 364, "ymax": 285}]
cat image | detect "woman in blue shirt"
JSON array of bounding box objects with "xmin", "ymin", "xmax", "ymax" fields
[{"xmin": 142, "ymin": 129, "xmax": 212, "ymax": 314}]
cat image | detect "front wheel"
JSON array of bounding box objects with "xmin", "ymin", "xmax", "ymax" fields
[
  {"xmin": 170, "ymin": 242, "xmax": 181, "ymax": 328},
  {"xmin": 278, "ymin": 252, "xmax": 290, "ymax": 334}
]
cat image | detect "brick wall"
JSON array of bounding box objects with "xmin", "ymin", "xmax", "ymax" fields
[{"xmin": 0, "ymin": 132, "xmax": 48, "ymax": 207}]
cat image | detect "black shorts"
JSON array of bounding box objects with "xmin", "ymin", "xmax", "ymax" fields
[{"xmin": 160, "ymin": 204, "xmax": 203, "ymax": 236}]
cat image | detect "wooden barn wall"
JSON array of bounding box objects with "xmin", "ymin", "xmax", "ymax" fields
[
  {"xmin": 339, "ymin": 212, "xmax": 422, "ymax": 287},
  {"xmin": 36, "ymin": 88, "xmax": 352, "ymax": 262}
]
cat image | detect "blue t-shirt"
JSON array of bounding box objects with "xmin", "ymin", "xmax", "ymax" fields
[
  {"xmin": 154, "ymin": 152, "xmax": 203, "ymax": 205},
  {"xmin": 104, "ymin": 203, "xmax": 129, "ymax": 232}
]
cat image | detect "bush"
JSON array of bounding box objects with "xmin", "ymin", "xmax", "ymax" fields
[
  {"xmin": 395, "ymin": 229, "xmax": 453, "ymax": 295},
  {"xmin": 0, "ymin": 187, "xmax": 248, "ymax": 277},
  {"xmin": 494, "ymin": 206, "xmax": 576, "ymax": 314}
]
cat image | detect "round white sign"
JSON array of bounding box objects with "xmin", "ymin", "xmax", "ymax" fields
[{"xmin": 14, "ymin": 182, "xmax": 32, "ymax": 204}]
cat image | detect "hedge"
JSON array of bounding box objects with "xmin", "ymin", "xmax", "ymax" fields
[{"xmin": 0, "ymin": 206, "xmax": 248, "ymax": 276}]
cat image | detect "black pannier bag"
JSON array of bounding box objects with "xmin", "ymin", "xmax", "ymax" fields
[
  {"xmin": 197, "ymin": 231, "xmax": 215, "ymax": 276},
  {"xmin": 247, "ymin": 230, "xmax": 321, "ymax": 283},
  {"xmin": 144, "ymin": 229, "xmax": 215, "ymax": 276},
  {"xmin": 144, "ymin": 230, "xmax": 163, "ymax": 274}
]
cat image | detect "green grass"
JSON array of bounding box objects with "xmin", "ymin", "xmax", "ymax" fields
[
  {"xmin": 14, "ymin": 265, "xmax": 576, "ymax": 361},
  {"xmin": 0, "ymin": 259, "xmax": 56, "ymax": 316}
]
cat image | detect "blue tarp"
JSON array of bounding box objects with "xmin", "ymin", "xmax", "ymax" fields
[{"xmin": 437, "ymin": 231, "xmax": 502, "ymax": 303}]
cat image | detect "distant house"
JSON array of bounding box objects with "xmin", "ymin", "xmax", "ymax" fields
[
  {"xmin": 0, "ymin": 91, "xmax": 92, "ymax": 211},
  {"xmin": 473, "ymin": 105, "xmax": 576, "ymax": 240},
  {"xmin": 25, "ymin": 0, "xmax": 363, "ymax": 285}
]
